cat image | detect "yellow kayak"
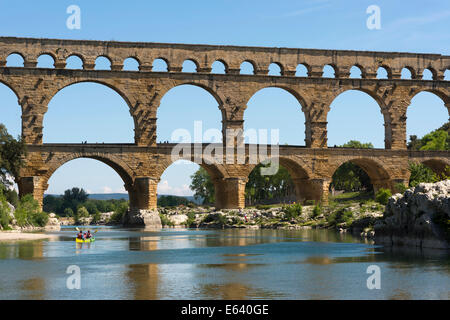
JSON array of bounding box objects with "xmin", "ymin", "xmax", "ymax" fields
[{"xmin": 75, "ymin": 238, "xmax": 96, "ymax": 243}]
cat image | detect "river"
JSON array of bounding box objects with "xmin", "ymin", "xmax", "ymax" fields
[{"xmin": 0, "ymin": 227, "xmax": 449, "ymax": 300}]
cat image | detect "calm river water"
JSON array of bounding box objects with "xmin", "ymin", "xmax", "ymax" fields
[{"xmin": 0, "ymin": 227, "xmax": 449, "ymax": 300}]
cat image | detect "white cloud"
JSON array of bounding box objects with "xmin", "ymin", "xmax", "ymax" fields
[
  {"xmin": 101, "ymin": 186, "xmax": 113, "ymax": 194},
  {"xmin": 158, "ymin": 180, "xmax": 193, "ymax": 196}
]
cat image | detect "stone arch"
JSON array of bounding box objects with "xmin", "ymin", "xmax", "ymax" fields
[
  {"xmin": 0, "ymin": 80, "xmax": 22, "ymax": 139},
  {"xmin": 156, "ymin": 83, "xmax": 224, "ymax": 144},
  {"xmin": 152, "ymin": 57, "xmax": 170, "ymax": 71},
  {"xmin": 0, "ymin": 79, "xmax": 21, "ymax": 103},
  {"xmin": 326, "ymin": 88, "xmax": 386, "ymax": 148},
  {"xmin": 420, "ymin": 158, "xmax": 450, "ymax": 177},
  {"xmin": 44, "ymin": 153, "xmax": 135, "ymax": 188},
  {"xmin": 243, "ymin": 85, "xmax": 307, "ymax": 145},
  {"xmin": 156, "ymin": 157, "xmax": 227, "ymax": 182},
  {"xmin": 37, "ymin": 53, "xmax": 56, "ymax": 68},
  {"xmin": 322, "ymin": 64, "xmax": 337, "ymax": 78},
  {"xmin": 211, "ymin": 59, "xmax": 228, "ymax": 74},
  {"xmin": 377, "ymin": 65, "xmax": 391, "ymax": 79},
  {"xmin": 401, "ymin": 66, "xmax": 416, "ymax": 79},
  {"xmin": 421, "ymin": 67, "xmax": 438, "ymax": 80},
  {"xmin": 329, "ymin": 157, "xmax": 392, "ymax": 192},
  {"xmin": 157, "ymin": 82, "xmax": 224, "ymax": 109},
  {"xmin": 240, "ymin": 60, "xmax": 256, "ymax": 75},
  {"xmin": 349, "ymin": 65, "xmax": 363, "ymax": 78},
  {"xmin": 182, "ymin": 59, "xmax": 199, "ymax": 72},
  {"xmin": 95, "ymin": 55, "xmax": 112, "ymax": 70},
  {"xmin": 296, "ymin": 63, "xmax": 309, "ymax": 77},
  {"xmin": 43, "ymin": 80, "xmax": 136, "ymax": 143},
  {"xmin": 408, "ymin": 89, "xmax": 450, "ymax": 120},
  {"xmin": 155, "ymin": 157, "xmax": 228, "ymax": 208},
  {"xmin": 244, "ymin": 85, "xmax": 307, "ymax": 111},
  {"xmin": 245, "ymin": 156, "xmax": 316, "ymax": 204},
  {"xmin": 268, "ymin": 62, "xmax": 284, "ymax": 76},
  {"xmin": 123, "ymin": 56, "xmax": 140, "ymax": 71},
  {"xmin": 5, "ymin": 52, "xmax": 25, "ymax": 66},
  {"xmin": 65, "ymin": 54, "xmax": 85, "ymax": 69}
]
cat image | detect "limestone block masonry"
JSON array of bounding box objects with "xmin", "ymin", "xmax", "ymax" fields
[{"xmin": 0, "ymin": 37, "xmax": 448, "ymax": 228}]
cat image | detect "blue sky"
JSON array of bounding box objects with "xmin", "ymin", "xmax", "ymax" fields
[{"xmin": 0, "ymin": 0, "xmax": 449, "ymax": 195}]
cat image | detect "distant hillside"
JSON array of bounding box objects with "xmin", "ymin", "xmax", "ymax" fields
[{"xmin": 44, "ymin": 193, "xmax": 203, "ymax": 204}]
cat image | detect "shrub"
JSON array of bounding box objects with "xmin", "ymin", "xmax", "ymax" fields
[
  {"xmin": 91, "ymin": 211, "xmax": 102, "ymax": 224},
  {"xmin": 0, "ymin": 195, "xmax": 11, "ymax": 229},
  {"xmin": 394, "ymin": 183, "xmax": 407, "ymax": 194},
  {"xmin": 375, "ymin": 188, "xmax": 392, "ymax": 205},
  {"xmin": 14, "ymin": 194, "xmax": 47, "ymax": 227},
  {"xmin": 64, "ymin": 207, "xmax": 74, "ymax": 217},
  {"xmin": 110, "ymin": 202, "xmax": 128, "ymax": 224},
  {"xmin": 282, "ymin": 203, "xmax": 302, "ymax": 220},
  {"xmin": 159, "ymin": 213, "xmax": 174, "ymax": 227},
  {"xmin": 30, "ymin": 211, "xmax": 49, "ymax": 227},
  {"xmin": 76, "ymin": 206, "xmax": 89, "ymax": 218},
  {"xmin": 186, "ymin": 211, "xmax": 196, "ymax": 228},
  {"xmin": 326, "ymin": 208, "xmax": 354, "ymax": 226},
  {"xmin": 311, "ymin": 204, "xmax": 322, "ymax": 219}
]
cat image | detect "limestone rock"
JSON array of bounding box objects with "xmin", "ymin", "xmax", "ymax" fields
[
  {"xmin": 375, "ymin": 180, "xmax": 450, "ymax": 249},
  {"xmin": 123, "ymin": 209, "xmax": 162, "ymax": 229},
  {"xmin": 168, "ymin": 214, "xmax": 188, "ymax": 226}
]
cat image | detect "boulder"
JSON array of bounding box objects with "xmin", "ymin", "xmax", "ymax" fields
[
  {"xmin": 169, "ymin": 214, "xmax": 188, "ymax": 226},
  {"xmin": 123, "ymin": 208, "xmax": 162, "ymax": 229},
  {"xmin": 375, "ymin": 180, "xmax": 450, "ymax": 249}
]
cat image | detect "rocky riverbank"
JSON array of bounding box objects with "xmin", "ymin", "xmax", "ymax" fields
[
  {"xmin": 0, "ymin": 203, "xmax": 61, "ymax": 232},
  {"xmin": 374, "ymin": 180, "xmax": 449, "ymax": 249},
  {"xmin": 158, "ymin": 200, "xmax": 384, "ymax": 239}
]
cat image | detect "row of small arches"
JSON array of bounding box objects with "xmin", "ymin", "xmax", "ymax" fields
[{"xmin": 3, "ymin": 53, "xmax": 450, "ymax": 80}]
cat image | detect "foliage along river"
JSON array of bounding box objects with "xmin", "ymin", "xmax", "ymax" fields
[{"xmin": 0, "ymin": 227, "xmax": 449, "ymax": 300}]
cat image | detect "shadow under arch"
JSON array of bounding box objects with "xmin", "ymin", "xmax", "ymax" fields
[
  {"xmin": 420, "ymin": 158, "xmax": 450, "ymax": 177},
  {"xmin": 246, "ymin": 156, "xmax": 312, "ymax": 205},
  {"xmin": 329, "ymin": 157, "xmax": 392, "ymax": 194},
  {"xmin": 156, "ymin": 157, "xmax": 227, "ymax": 208}
]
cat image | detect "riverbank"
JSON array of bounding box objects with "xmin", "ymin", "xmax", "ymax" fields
[
  {"xmin": 159, "ymin": 194, "xmax": 384, "ymax": 239},
  {"xmin": 0, "ymin": 231, "xmax": 59, "ymax": 242}
]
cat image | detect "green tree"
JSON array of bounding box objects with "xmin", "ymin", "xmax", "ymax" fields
[
  {"xmin": 76, "ymin": 206, "xmax": 89, "ymax": 218},
  {"xmin": 62, "ymin": 187, "xmax": 89, "ymax": 212},
  {"xmin": 375, "ymin": 188, "xmax": 392, "ymax": 205},
  {"xmin": 63, "ymin": 207, "xmax": 74, "ymax": 217},
  {"xmin": 408, "ymin": 122, "xmax": 449, "ymax": 151},
  {"xmin": 14, "ymin": 194, "xmax": 48, "ymax": 227},
  {"xmin": 419, "ymin": 130, "xmax": 448, "ymax": 151},
  {"xmin": 190, "ymin": 168, "xmax": 215, "ymax": 205},
  {"xmin": 408, "ymin": 162, "xmax": 438, "ymax": 187},
  {"xmin": 331, "ymin": 141, "xmax": 373, "ymax": 192},
  {"xmin": 0, "ymin": 124, "xmax": 25, "ymax": 187}
]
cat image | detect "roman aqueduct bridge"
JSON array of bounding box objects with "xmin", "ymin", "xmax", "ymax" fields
[{"xmin": 0, "ymin": 37, "xmax": 449, "ymax": 214}]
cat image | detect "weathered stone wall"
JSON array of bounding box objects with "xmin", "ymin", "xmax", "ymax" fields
[
  {"xmin": 0, "ymin": 37, "xmax": 448, "ymax": 149},
  {"xmin": 0, "ymin": 37, "xmax": 448, "ymax": 215},
  {"xmin": 18, "ymin": 144, "xmax": 450, "ymax": 211}
]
